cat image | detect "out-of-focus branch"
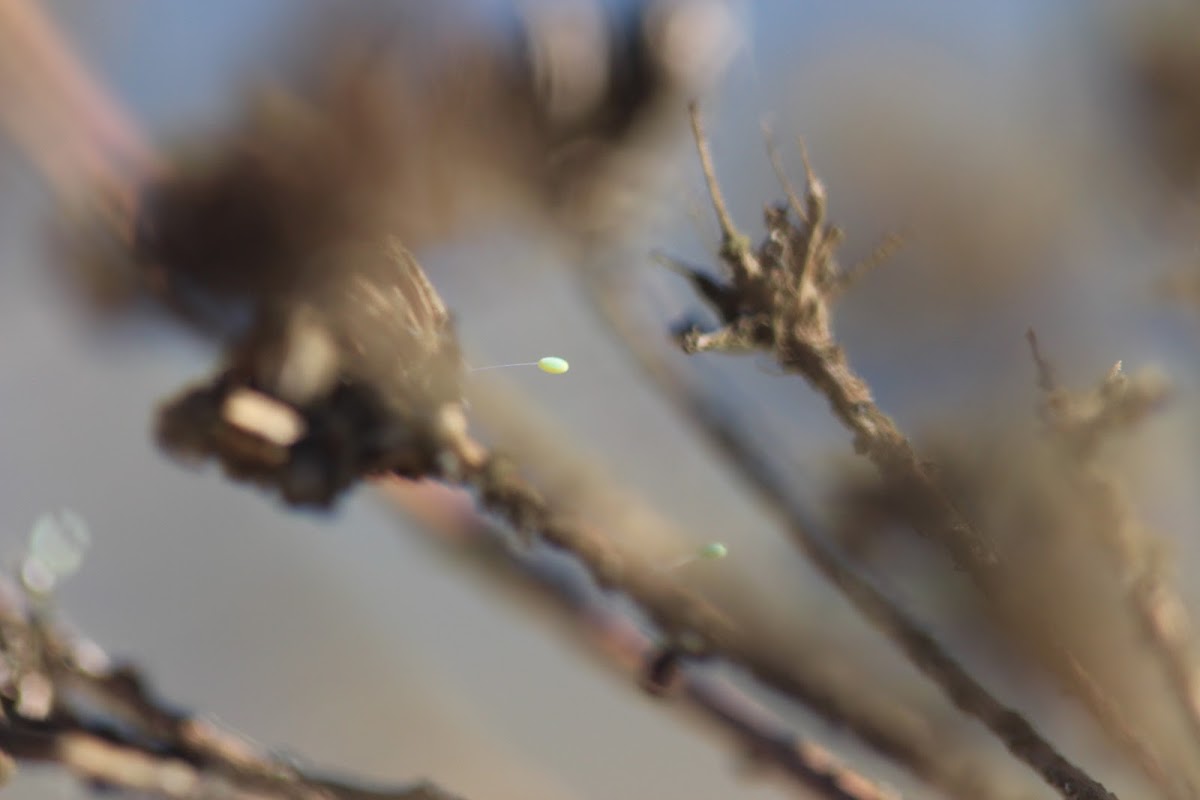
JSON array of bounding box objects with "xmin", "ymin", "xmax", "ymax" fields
[
  {"xmin": 0, "ymin": 577, "xmax": 461, "ymax": 800},
  {"xmin": 0, "ymin": 0, "xmax": 159, "ymax": 222},
  {"xmin": 1026, "ymin": 333, "xmax": 1200, "ymax": 757}
]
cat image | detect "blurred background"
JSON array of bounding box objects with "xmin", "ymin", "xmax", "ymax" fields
[{"xmin": 3, "ymin": 1, "xmax": 1200, "ymax": 798}]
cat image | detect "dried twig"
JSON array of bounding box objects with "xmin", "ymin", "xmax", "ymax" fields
[
  {"xmin": 0, "ymin": 580, "xmax": 460, "ymax": 800},
  {"xmin": 1026, "ymin": 333, "xmax": 1200, "ymax": 761},
  {"xmin": 580, "ymin": 270, "xmax": 1054, "ymax": 800},
  {"xmin": 662, "ymin": 107, "xmax": 1120, "ymax": 800},
  {"xmin": 688, "ymin": 102, "xmax": 756, "ymax": 271},
  {"xmin": 386, "ymin": 479, "xmax": 899, "ymax": 800},
  {"xmin": 163, "ymin": 368, "xmax": 930, "ymax": 800},
  {"xmin": 677, "ymin": 114, "xmax": 996, "ymax": 576},
  {"xmin": 761, "ymin": 119, "xmax": 808, "ymax": 225},
  {"xmin": 0, "ymin": 0, "xmax": 159, "ymax": 221}
]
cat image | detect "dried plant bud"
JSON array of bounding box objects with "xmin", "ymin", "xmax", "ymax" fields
[
  {"xmin": 111, "ymin": 2, "xmax": 738, "ymax": 506},
  {"xmin": 229, "ymin": 240, "xmax": 465, "ymax": 415},
  {"xmin": 137, "ymin": 144, "xmax": 466, "ymax": 505},
  {"xmin": 149, "ymin": 238, "xmax": 464, "ymax": 507}
]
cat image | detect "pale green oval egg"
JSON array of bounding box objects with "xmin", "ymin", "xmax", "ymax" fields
[
  {"xmin": 699, "ymin": 542, "xmax": 728, "ymax": 560},
  {"xmin": 537, "ymin": 356, "xmax": 570, "ymax": 375}
]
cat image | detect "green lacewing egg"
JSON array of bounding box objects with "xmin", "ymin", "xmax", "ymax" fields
[
  {"xmin": 537, "ymin": 356, "xmax": 570, "ymax": 375},
  {"xmin": 699, "ymin": 542, "xmax": 728, "ymax": 560}
]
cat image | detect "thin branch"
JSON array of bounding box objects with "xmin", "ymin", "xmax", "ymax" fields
[
  {"xmin": 161, "ymin": 373, "xmax": 923, "ymax": 800},
  {"xmin": 0, "ymin": 579, "xmax": 461, "ymax": 800},
  {"xmin": 385, "ymin": 480, "xmax": 899, "ymax": 800},
  {"xmin": 1026, "ymin": 334, "xmax": 1200, "ymax": 764},
  {"xmin": 688, "ymin": 101, "xmax": 756, "ymax": 273},
  {"xmin": 579, "ymin": 270, "xmax": 1082, "ymax": 800},
  {"xmin": 0, "ymin": 0, "xmax": 160, "ymax": 220},
  {"xmin": 653, "ymin": 108, "xmax": 1122, "ymax": 800},
  {"xmin": 688, "ymin": 101, "xmax": 738, "ymax": 243},
  {"xmin": 1025, "ymin": 328, "xmax": 1059, "ymax": 394},
  {"xmin": 835, "ymin": 232, "xmax": 906, "ymax": 299},
  {"xmin": 436, "ymin": 416, "xmax": 935, "ymax": 787},
  {"xmin": 761, "ymin": 119, "xmax": 808, "ymax": 225}
]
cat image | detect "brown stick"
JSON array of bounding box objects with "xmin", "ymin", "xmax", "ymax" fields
[
  {"xmin": 579, "ymin": 270, "xmax": 1069, "ymax": 800},
  {"xmin": 0, "ymin": 0, "xmax": 159, "ymax": 225},
  {"xmin": 1026, "ymin": 331, "xmax": 1200, "ymax": 774},
  {"xmin": 0, "ymin": 577, "xmax": 461, "ymax": 800},
  {"xmin": 385, "ymin": 479, "xmax": 899, "ymax": 800},
  {"xmin": 601, "ymin": 105, "xmax": 1123, "ymax": 800}
]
